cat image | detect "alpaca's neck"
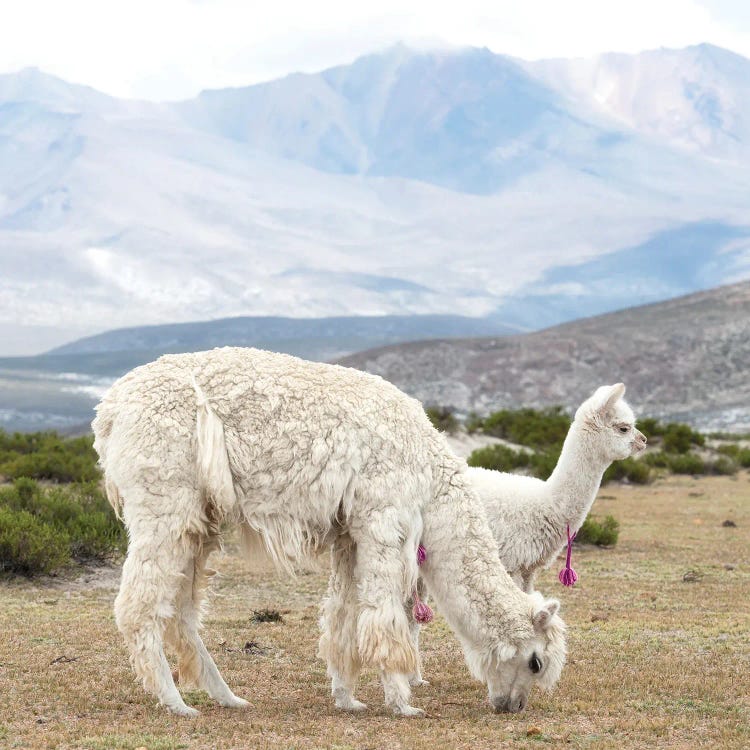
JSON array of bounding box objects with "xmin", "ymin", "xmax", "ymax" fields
[
  {"xmin": 420, "ymin": 470, "xmax": 531, "ymax": 650},
  {"xmin": 545, "ymin": 423, "xmax": 610, "ymax": 531}
]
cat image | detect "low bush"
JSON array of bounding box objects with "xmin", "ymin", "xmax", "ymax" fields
[
  {"xmin": 0, "ymin": 507, "xmax": 71, "ymax": 575},
  {"xmin": 467, "ymin": 444, "xmax": 530, "ymax": 472},
  {"xmin": 637, "ymin": 419, "xmax": 704, "ymax": 453},
  {"xmin": 477, "ymin": 406, "xmax": 571, "ymax": 449},
  {"xmin": 425, "ymin": 407, "xmax": 459, "ymax": 434},
  {"xmin": 0, "ymin": 430, "xmax": 100, "ymax": 483},
  {"xmin": 0, "ymin": 479, "xmax": 125, "ymax": 575},
  {"xmin": 602, "ymin": 457, "xmax": 652, "ymax": 484},
  {"xmin": 707, "ymin": 456, "xmax": 737, "ymax": 476},
  {"xmin": 717, "ymin": 444, "xmax": 750, "ymax": 467},
  {"xmin": 576, "ymin": 515, "xmax": 619, "ymax": 546},
  {"xmin": 467, "ymin": 444, "xmax": 559, "ymax": 479},
  {"xmin": 644, "ymin": 451, "xmax": 705, "ymax": 475}
]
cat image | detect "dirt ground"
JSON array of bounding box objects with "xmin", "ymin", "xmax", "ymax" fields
[{"xmin": 1, "ymin": 473, "xmax": 748, "ymax": 750}]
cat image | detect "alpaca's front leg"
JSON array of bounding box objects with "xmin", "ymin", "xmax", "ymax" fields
[{"xmin": 350, "ymin": 506, "xmax": 423, "ymax": 716}]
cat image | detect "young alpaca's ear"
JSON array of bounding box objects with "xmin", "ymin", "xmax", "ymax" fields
[
  {"xmin": 532, "ymin": 598, "xmax": 560, "ymax": 631},
  {"xmin": 598, "ymin": 383, "xmax": 626, "ymax": 416}
]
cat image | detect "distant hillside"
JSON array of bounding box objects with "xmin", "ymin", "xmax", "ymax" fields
[
  {"xmin": 46, "ymin": 313, "xmax": 518, "ymax": 361},
  {"xmin": 340, "ymin": 280, "xmax": 750, "ymax": 432},
  {"xmin": 0, "ymin": 313, "xmax": 516, "ymax": 432}
]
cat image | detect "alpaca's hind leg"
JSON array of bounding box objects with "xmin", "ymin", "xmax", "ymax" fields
[
  {"xmin": 165, "ymin": 546, "xmax": 249, "ymax": 709},
  {"xmin": 318, "ymin": 534, "xmax": 366, "ymax": 712},
  {"xmin": 115, "ymin": 524, "xmax": 200, "ymax": 717},
  {"xmin": 381, "ymin": 670, "xmax": 425, "ymax": 717},
  {"xmin": 350, "ymin": 510, "xmax": 421, "ymax": 716}
]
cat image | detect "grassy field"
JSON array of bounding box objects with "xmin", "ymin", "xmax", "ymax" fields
[{"xmin": 1, "ymin": 473, "xmax": 748, "ymax": 750}]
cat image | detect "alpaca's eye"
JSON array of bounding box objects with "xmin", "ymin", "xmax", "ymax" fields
[
  {"xmin": 619, "ymin": 425, "xmax": 629, "ymax": 433},
  {"xmin": 529, "ymin": 655, "xmax": 542, "ymax": 673}
]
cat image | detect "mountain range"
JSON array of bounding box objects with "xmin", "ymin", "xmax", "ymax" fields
[
  {"xmin": 1, "ymin": 42, "xmax": 750, "ymax": 355},
  {"xmin": 341, "ymin": 279, "xmax": 750, "ymax": 433}
]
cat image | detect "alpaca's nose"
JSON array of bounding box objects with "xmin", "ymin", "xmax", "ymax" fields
[
  {"xmin": 491, "ymin": 696, "xmax": 510, "ymax": 713},
  {"xmin": 491, "ymin": 695, "xmax": 526, "ymax": 713}
]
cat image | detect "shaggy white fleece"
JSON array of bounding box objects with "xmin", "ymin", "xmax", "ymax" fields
[
  {"xmin": 471, "ymin": 383, "xmax": 646, "ymax": 592},
  {"xmin": 93, "ymin": 347, "xmax": 566, "ymax": 717}
]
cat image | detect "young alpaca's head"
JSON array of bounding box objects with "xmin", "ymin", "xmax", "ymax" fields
[
  {"xmin": 466, "ymin": 594, "xmax": 567, "ymax": 713},
  {"xmin": 574, "ymin": 383, "xmax": 646, "ymax": 462}
]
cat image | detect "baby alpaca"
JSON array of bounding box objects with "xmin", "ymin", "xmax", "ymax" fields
[
  {"xmin": 470, "ymin": 383, "xmax": 646, "ymax": 592},
  {"xmin": 404, "ymin": 384, "xmax": 643, "ymax": 688},
  {"xmin": 93, "ymin": 347, "xmax": 566, "ymax": 718}
]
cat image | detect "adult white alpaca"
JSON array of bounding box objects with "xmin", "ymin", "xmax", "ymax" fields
[
  {"xmin": 93, "ymin": 347, "xmax": 566, "ymax": 718},
  {"xmin": 470, "ymin": 383, "xmax": 646, "ymax": 593}
]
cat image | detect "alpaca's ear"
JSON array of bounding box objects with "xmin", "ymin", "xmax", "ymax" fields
[
  {"xmin": 533, "ymin": 598, "xmax": 560, "ymax": 631},
  {"xmin": 598, "ymin": 383, "xmax": 626, "ymax": 415}
]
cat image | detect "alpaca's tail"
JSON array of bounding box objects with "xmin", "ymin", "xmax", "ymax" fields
[
  {"xmin": 191, "ymin": 375, "xmax": 237, "ymax": 520},
  {"xmin": 91, "ymin": 402, "xmax": 125, "ymax": 519}
]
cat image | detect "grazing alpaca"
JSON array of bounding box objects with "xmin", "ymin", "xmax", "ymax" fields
[
  {"xmin": 93, "ymin": 347, "xmax": 566, "ymax": 718},
  {"xmin": 404, "ymin": 383, "xmax": 645, "ymax": 687}
]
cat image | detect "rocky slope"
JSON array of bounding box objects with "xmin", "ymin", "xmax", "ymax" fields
[{"xmin": 340, "ymin": 280, "xmax": 750, "ymax": 431}]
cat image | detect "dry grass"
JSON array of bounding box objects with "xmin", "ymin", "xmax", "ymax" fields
[{"xmin": 1, "ymin": 473, "xmax": 748, "ymax": 750}]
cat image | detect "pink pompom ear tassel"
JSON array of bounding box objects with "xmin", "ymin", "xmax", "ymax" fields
[
  {"xmin": 412, "ymin": 589, "xmax": 433, "ymax": 624},
  {"xmin": 417, "ymin": 543, "xmax": 427, "ymax": 566},
  {"xmin": 558, "ymin": 524, "xmax": 578, "ymax": 587}
]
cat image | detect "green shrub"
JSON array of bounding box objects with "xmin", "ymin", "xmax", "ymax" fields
[
  {"xmin": 661, "ymin": 423, "xmax": 705, "ymax": 454},
  {"xmin": 465, "ymin": 412, "xmax": 484, "ymax": 434},
  {"xmin": 0, "ymin": 430, "xmax": 100, "ymax": 483},
  {"xmin": 425, "ymin": 407, "xmax": 459, "ymax": 434},
  {"xmin": 467, "ymin": 444, "xmax": 560, "ymax": 480},
  {"xmin": 0, "ymin": 478, "xmax": 125, "ymax": 573},
  {"xmin": 575, "ymin": 515, "xmax": 619, "ymax": 546},
  {"xmin": 642, "ymin": 451, "xmax": 713, "ymax": 475},
  {"xmin": 477, "ymin": 406, "xmax": 571, "ymax": 449},
  {"xmin": 642, "ymin": 451, "xmax": 671, "ymax": 469},
  {"xmin": 637, "ymin": 418, "xmax": 664, "ymax": 439},
  {"xmin": 665, "ymin": 452, "xmax": 706, "ymax": 475},
  {"xmin": 530, "ymin": 450, "xmax": 560, "ymax": 481},
  {"xmin": 0, "ymin": 507, "xmax": 71, "ymax": 575},
  {"xmin": 718, "ymin": 444, "xmax": 750, "ymax": 467},
  {"xmin": 468, "ymin": 445, "xmax": 531, "ymax": 472},
  {"xmin": 708, "ymin": 456, "xmax": 737, "ymax": 476},
  {"xmin": 603, "ymin": 457, "xmax": 652, "ymax": 484}
]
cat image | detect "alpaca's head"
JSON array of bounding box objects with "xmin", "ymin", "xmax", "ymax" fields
[
  {"xmin": 574, "ymin": 383, "xmax": 646, "ymax": 462},
  {"xmin": 469, "ymin": 594, "xmax": 567, "ymax": 713}
]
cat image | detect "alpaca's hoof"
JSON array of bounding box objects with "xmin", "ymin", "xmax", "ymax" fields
[
  {"xmin": 394, "ymin": 704, "xmax": 425, "ymax": 718},
  {"xmin": 336, "ymin": 698, "xmax": 368, "ymax": 712},
  {"xmin": 409, "ymin": 677, "xmax": 430, "ymax": 687},
  {"xmin": 167, "ymin": 703, "xmax": 199, "ymax": 718},
  {"xmin": 219, "ymin": 695, "xmax": 250, "ymax": 709}
]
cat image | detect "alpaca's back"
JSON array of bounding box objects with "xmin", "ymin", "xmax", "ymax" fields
[{"xmin": 93, "ymin": 347, "xmax": 445, "ymax": 545}]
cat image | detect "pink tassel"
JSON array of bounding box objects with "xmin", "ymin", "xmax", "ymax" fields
[
  {"xmin": 412, "ymin": 589, "xmax": 433, "ymax": 624},
  {"xmin": 558, "ymin": 524, "xmax": 578, "ymax": 588},
  {"xmin": 413, "ymin": 544, "xmax": 433, "ymax": 622}
]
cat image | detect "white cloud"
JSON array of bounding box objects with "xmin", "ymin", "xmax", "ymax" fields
[{"xmin": 1, "ymin": 0, "xmax": 750, "ymax": 99}]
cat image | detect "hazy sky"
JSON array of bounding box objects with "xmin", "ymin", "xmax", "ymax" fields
[{"xmin": 2, "ymin": 0, "xmax": 750, "ymax": 100}]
